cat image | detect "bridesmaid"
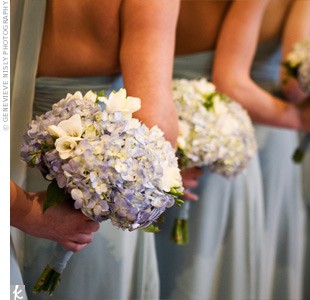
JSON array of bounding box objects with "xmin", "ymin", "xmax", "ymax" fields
[
  {"xmin": 11, "ymin": 1, "xmax": 182, "ymax": 299},
  {"xmin": 156, "ymin": 1, "xmax": 265, "ymax": 300},
  {"xmin": 279, "ymin": 4, "xmax": 310, "ymax": 299},
  {"xmin": 156, "ymin": 0, "xmax": 309, "ymax": 299},
  {"xmin": 214, "ymin": 1, "xmax": 309, "ymax": 299}
]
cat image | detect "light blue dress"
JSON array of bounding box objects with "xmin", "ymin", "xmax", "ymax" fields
[
  {"xmin": 251, "ymin": 39, "xmax": 306, "ymax": 300},
  {"xmin": 11, "ymin": 2, "xmax": 160, "ymax": 299},
  {"xmin": 302, "ymin": 149, "xmax": 310, "ymax": 300},
  {"xmin": 155, "ymin": 52, "xmax": 265, "ymax": 300},
  {"xmin": 11, "ymin": 1, "xmax": 46, "ymax": 294}
]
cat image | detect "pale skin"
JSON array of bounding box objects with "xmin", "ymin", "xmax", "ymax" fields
[
  {"xmin": 213, "ymin": 0, "xmax": 310, "ymax": 132},
  {"xmin": 11, "ymin": 0, "xmax": 201, "ymax": 251},
  {"xmin": 10, "ymin": 180, "xmax": 99, "ymax": 252},
  {"xmin": 176, "ymin": 0, "xmax": 310, "ymax": 133}
]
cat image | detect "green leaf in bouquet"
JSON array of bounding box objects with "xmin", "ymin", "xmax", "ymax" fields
[
  {"xmin": 203, "ymin": 93, "xmax": 216, "ymax": 111},
  {"xmin": 95, "ymin": 90, "xmax": 105, "ymax": 103},
  {"xmin": 27, "ymin": 150, "xmax": 41, "ymax": 167},
  {"xmin": 141, "ymin": 224, "xmax": 161, "ymax": 233},
  {"xmin": 218, "ymin": 92, "xmax": 231, "ymax": 103},
  {"xmin": 176, "ymin": 147, "xmax": 189, "ymax": 169},
  {"xmin": 43, "ymin": 180, "xmax": 70, "ymax": 213},
  {"xmin": 282, "ymin": 61, "xmax": 299, "ymax": 79},
  {"xmin": 141, "ymin": 215, "xmax": 166, "ymax": 233},
  {"xmin": 170, "ymin": 186, "xmax": 184, "ymax": 197},
  {"xmin": 203, "ymin": 92, "xmax": 230, "ymax": 112},
  {"xmin": 175, "ymin": 198, "xmax": 185, "ymax": 206},
  {"xmin": 41, "ymin": 139, "xmax": 56, "ymax": 152}
]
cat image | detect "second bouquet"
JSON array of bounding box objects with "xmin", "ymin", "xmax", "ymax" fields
[
  {"xmin": 20, "ymin": 88, "xmax": 183, "ymax": 294},
  {"xmin": 171, "ymin": 78, "xmax": 257, "ymax": 244}
]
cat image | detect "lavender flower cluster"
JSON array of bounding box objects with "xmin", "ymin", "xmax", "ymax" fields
[
  {"xmin": 284, "ymin": 39, "xmax": 310, "ymax": 94},
  {"xmin": 173, "ymin": 78, "xmax": 257, "ymax": 177},
  {"xmin": 21, "ymin": 89, "xmax": 183, "ymax": 230}
]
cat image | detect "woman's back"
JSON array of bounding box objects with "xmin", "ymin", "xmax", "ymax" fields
[
  {"xmin": 176, "ymin": 0, "xmax": 293, "ymax": 55},
  {"xmin": 38, "ymin": 0, "xmax": 122, "ymax": 77}
]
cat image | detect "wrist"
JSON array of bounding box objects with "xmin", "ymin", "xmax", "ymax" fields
[{"xmin": 285, "ymin": 103, "xmax": 302, "ymax": 130}]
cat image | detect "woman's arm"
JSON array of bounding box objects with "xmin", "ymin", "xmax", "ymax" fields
[
  {"xmin": 212, "ymin": 0, "xmax": 304, "ymax": 131},
  {"xmin": 119, "ymin": 0, "xmax": 180, "ymax": 146},
  {"xmin": 120, "ymin": 1, "xmax": 203, "ymax": 201},
  {"xmin": 281, "ymin": 0, "xmax": 310, "ymax": 104},
  {"xmin": 10, "ymin": 180, "xmax": 99, "ymax": 252}
]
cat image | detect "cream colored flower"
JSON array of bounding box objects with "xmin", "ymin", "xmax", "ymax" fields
[
  {"xmin": 99, "ymin": 88, "xmax": 141, "ymax": 115},
  {"xmin": 159, "ymin": 161, "xmax": 182, "ymax": 192},
  {"xmin": 48, "ymin": 114, "xmax": 83, "ymax": 138},
  {"xmin": 54, "ymin": 136, "xmax": 79, "ymax": 159}
]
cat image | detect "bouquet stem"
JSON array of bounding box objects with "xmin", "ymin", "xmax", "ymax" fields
[
  {"xmin": 33, "ymin": 265, "xmax": 61, "ymax": 295},
  {"xmin": 33, "ymin": 243, "xmax": 73, "ymax": 295},
  {"xmin": 171, "ymin": 200, "xmax": 190, "ymax": 245},
  {"xmin": 292, "ymin": 133, "xmax": 310, "ymax": 163}
]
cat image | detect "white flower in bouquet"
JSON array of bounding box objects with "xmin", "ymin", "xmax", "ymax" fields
[
  {"xmin": 283, "ymin": 39, "xmax": 310, "ymax": 94},
  {"xmin": 21, "ymin": 89, "xmax": 183, "ymax": 294},
  {"xmin": 171, "ymin": 77, "xmax": 257, "ymax": 245},
  {"xmin": 283, "ymin": 39, "xmax": 310, "ymax": 162},
  {"xmin": 173, "ymin": 77, "xmax": 257, "ymax": 177}
]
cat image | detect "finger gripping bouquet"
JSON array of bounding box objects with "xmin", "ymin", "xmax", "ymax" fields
[
  {"xmin": 20, "ymin": 89, "xmax": 183, "ymax": 295},
  {"xmin": 171, "ymin": 78, "xmax": 257, "ymax": 244}
]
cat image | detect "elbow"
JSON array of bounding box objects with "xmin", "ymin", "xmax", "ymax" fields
[{"xmin": 212, "ymin": 71, "xmax": 251, "ymax": 103}]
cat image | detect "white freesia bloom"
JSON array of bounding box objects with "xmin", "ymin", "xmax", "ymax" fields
[
  {"xmin": 99, "ymin": 88, "xmax": 141, "ymax": 115},
  {"xmin": 84, "ymin": 90, "xmax": 97, "ymax": 102},
  {"xmin": 159, "ymin": 161, "xmax": 182, "ymax": 192},
  {"xmin": 47, "ymin": 125, "xmax": 67, "ymax": 138},
  {"xmin": 48, "ymin": 114, "xmax": 83, "ymax": 138},
  {"xmin": 55, "ymin": 136, "xmax": 79, "ymax": 159},
  {"xmin": 64, "ymin": 91, "xmax": 83, "ymax": 103}
]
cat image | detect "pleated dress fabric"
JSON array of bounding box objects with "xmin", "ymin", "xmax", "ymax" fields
[
  {"xmin": 155, "ymin": 51, "xmax": 265, "ymax": 300},
  {"xmin": 252, "ymin": 40, "xmax": 306, "ymax": 300}
]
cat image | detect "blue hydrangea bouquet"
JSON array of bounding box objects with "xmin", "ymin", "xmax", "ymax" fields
[
  {"xmin": 283, "ymin": 39, "xmax": 310, "ymax": 163},
  {"xmin": 21, "ymin": 89, "xmax": 183, "ymax": 294},
  {"xmin": 171, "ymin": 78, "xmax": 257, "ymax": 244}
]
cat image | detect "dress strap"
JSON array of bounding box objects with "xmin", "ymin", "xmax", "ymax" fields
[{"xmin": 11, "ymin": 0, "xmax": 46, "ymax": 187}]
